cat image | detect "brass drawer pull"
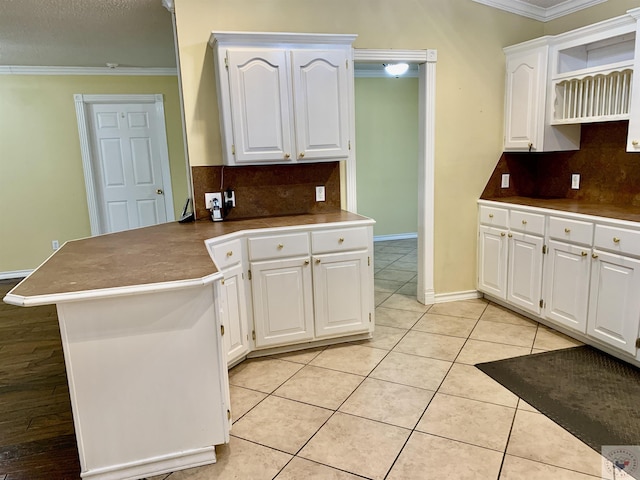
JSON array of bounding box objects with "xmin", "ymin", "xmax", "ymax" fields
[
  {"xmin": 581, "ymin": 251, "xmax": 588, "ymax": 257},
  {"xmin": 489, "ymin": 214, "xmax": 494, "ymax": 218},
  {"xmin": 592, "ymin": 253, "xmax": 599, "ymax": 259},
  {"xmin": 565, "ymin": 228, "xmax": 571, "ymax": 233},
  {"xmin": 226, "ymin": 251, "xmax": 233, "ymax": 257},
  {"xmin": 521, "ymin": 220, "xmax": 527, "ymax": 225},
  {"xmin": 500, "ymin": 232, "xmax": 505, "ymax": 237},
  {"xmin": 339, "ymin": 237, "xmax": 345, "ymax": 243},
  {"xmin": 304, "ymin": 260, "xmax": 310, "ymax": 265},
  {"xmin": 613, "ymin": 237, "xmax": 620, "ymax": 243},
  {"xmin": 315, "ymin": 259, "xmax": 321, "ymax": 264},
  {"xmin": 277, "ymin": 243, "xmax": 284, "ymax": 250},
  {"xmin": 508, "ymin": 233, "xmax": 513, "ymax": 238}
]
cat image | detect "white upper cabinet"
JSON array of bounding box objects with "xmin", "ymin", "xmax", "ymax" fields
[
  {"xmin": 503, "ymin": 39, "xmax": 580, "ymax": 152},
  {"xmin": 210, "ymin": 32, "xmax": 356, "ymax": 166},
  {"xmin": 226, "ymin": 49, "xmax": 293, "ymax": 164},
  {"xmin": 504, "ymin": 44, "xmax": 546, "ymax": 151}
]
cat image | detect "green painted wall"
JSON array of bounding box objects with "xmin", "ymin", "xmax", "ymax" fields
[
  {"xmin": 355, "ymin": 77, "xmax": 419, "ymax": 237},
  {"xmin": 0, "ymin": 75, "xmax": 187, "ymax": 273}
]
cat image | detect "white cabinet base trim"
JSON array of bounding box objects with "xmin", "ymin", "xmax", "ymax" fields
[
  {"xmin": 247, "ymin": 331, "xmax": 372, "ymax": 359},
  {"xmin": 434, "ymin": 290, "xmax": 483, "ymax": 304},
  {"xmin": 81, "ymin": 447, "xmax": 216, "ymax": 480}
]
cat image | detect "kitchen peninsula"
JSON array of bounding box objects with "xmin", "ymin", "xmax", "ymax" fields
[{"xmin": 3, "ymin": 211, "xmax": 375, "ymax": 480}]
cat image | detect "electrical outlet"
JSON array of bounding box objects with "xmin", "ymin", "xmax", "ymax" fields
[
  {"xmin": 571, "ymin": 174, "xmax": 580, "ymax": 189},
  {"xmin": 205, "ymin": 192, "xmax": 222, "ymax": 210},
  {"xmin": 315, "ymin": 186, "xmax": 326, "ymax": 202},
  {"xmin": 52, "ymin": 240, "xmax": 59, "ymax": 251},
  {"xmin": 501, "ymin": 174, "xmax": 510, "ymax": 188}
]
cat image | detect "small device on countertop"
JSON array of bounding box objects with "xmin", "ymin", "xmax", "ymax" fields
[{"xmin": 178, "ymin": 198, "xmax": 194, "ymax": 223}]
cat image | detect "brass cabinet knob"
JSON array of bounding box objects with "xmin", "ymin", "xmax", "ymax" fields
[
  {"xmin": 277, "ymin": 243, "xmax": 284, "ymax": 249},
  {"xmin": 284, "ymin": 153, "xmax": 291, "ymax": 159},
  {"xmin": 508, "ymin": 233, "xmax": 513, "ymax": 238},
  {"xmin": 565, "ymin": 228, "xmax": 571, "ymax": 233},
  {"xmin": 489, "ymin": 214, "xmax": 494, "ymax": 218},
  {"xmin": 338, "ymin": 237, "xmax": 345, "ymax": 243},
  {"xmin": 581, "ymin": 251, "xmax": 588, "ymax": 257},
  {"xmin": 592, "ymin": 253, "xmax": 599, "ymax": 259},
  {"xmin": 299, "ymin": 152, "xmax": 305, "ymax": 158},
  {"xmin": 500, "ymin": 232, "xmax": 506, "ymax": 237},
  {"xmin": 633, "ymin": 140, "xmax": 639, "ymax": 146},
  {"xmin": 613, "ymin": 237, "xmax": 620, "ymax": 243},
  {"xmin": 226, "ymin": 251, "xmax": 233, "ymax": 257},
  {"xmin": 304, "ymin": 260, "xmax": 310, "ymax": 265},
  {"xmin": 522, "ymin": 220, "xmax": 527, "ymax": 225},
  {"xmin": 315, "ymin": 259, "xmax": 321, "ymax": 264}
]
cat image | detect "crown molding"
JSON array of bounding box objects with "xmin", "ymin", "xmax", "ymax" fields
[
  {"xmin": 0, "ymin": 66, "xmax": 177, "ymax": 76},
  {"xmin": 473, "ymin": 0, "xmax": 608, "ymax": 22}
]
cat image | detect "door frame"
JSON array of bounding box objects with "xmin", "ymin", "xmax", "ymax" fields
[
  {"xmin": 351, "ymin": 49, "xmax": 437, "ymax": 304},
  {"xmin": 74, "ymin": 93, "xmax": 175, "ymax": 236}
]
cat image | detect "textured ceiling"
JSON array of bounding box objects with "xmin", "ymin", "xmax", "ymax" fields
[{"xmin": 0, "ymin": 0, "xmax": 175, "ymax": 68}]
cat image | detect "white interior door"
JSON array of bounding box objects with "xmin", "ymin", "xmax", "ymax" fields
[
  {"xmin": 88, "ymin": 103, "xmax": 169, "ymax": 233},
  {"xmin": 75, "ymin": 94, "xmax": 175, "ymax": 236}
]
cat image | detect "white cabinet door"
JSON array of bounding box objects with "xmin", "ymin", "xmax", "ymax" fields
[
  {"xmin": 507, "ymin": 232, "xmax": 544, "ymax": 315},
  {"xmin": 226, "ymin": 48, "xmax": 294, "ymax": 164},
  {"xmin": 478, "ymin": 225, "xmax": 508, "ymax": 300},
  {"xmin": 251, "ymin": 257, "xmax": 314, "ymax": 348},
  {"xmin": 504, "ymin": 47, "xmax": 545, "ymax": 151},
  {"xmin": 292, "ymin": 49, "xmax": 350, "ymax": 161},
  {"xmin": 544, "ymin": 240, "xmax": 591, "ymax": 333},
  {"xmin": 587, "ymin": 250, "xmax": 640, "ymax": 356},
  {"xmin": 312, "ymin": 251, "xmax": 369, "ymax": 338},
  {"xmin": 218, "ymin": 264, "xmax": 250, "ymax": 366}
]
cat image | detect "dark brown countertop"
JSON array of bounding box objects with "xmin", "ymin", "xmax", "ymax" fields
[
  {"xmin": 481, "ymin": 197, "xmax": 640, "ymax": 223},
  {"xmin": 7, "ymin": 211, "xmax": 372, "ymax": 301}
]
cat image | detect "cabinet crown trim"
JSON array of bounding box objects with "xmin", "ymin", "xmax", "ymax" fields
[{"xmin": 210, "ymin": 31, "xmax": 358, "ymax": 48}]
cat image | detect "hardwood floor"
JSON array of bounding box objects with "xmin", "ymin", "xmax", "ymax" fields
[{"xmin": 0, "ymin": 279, "xmax": 80, "ymax": 480}]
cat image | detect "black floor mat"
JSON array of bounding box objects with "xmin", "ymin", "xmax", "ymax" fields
[{"xmin": 476, "ymin": 346, "xmax": 640, "ymax": 472}]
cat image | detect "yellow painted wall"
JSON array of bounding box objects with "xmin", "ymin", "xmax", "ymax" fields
[
  {"xmin": 0, "ymin": 75, "xmax": 187, "ymax": 272},
  {"xmin": 355, "ymin": 77, "xmax": 419, "ymax": 237},
  {"xmin": 174, "ymin": 0, "xmax": 544, "ymax": 295}
]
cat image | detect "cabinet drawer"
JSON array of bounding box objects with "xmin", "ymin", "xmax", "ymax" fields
[
  {"xmin": 479, "ymin": 205, "xmax": 508, "ymax": 228},
  {"xmin": 311, "ymin": 227, "xmax": 369, "ymax": 254},
  {"xmin": 594, "ymin": 225, "xmax": 640, "ymax": 257},
  {"xmin": 510, "ymin": 210, "xmax": 544, "ymax": 235},
  {"xmin": 209, "ymin": 238, "xmax": 243, "ymax": 269},
  {"xmin": 248, "ymin": 232, "xmax": 309, "ymax": 260},
  {"xmin": 548, "ymin": 217, "xmax": 594, "ymax": 246}
]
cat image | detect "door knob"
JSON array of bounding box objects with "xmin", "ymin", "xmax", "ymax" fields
[{"xmin": 156, "ymin": 189, "xmax": 164, "ymax": 195}]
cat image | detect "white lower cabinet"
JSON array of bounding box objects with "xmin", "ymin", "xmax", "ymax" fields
[
  {"xmin": 217, "ymin": 263, "xmax": 251, "ymax": 365},
  {"xmin": 544, "ymin": 240, "xmax": 591, "ymax": 333},
  {"xmin": 478, "ymin": 225, "xmax": 508, "ymax": 300},
  {"xmin": 587, "ymin": 250, "xmax": 640, "ymax": 355},
  {"xmin": 507, "ymin": 231, "xmax": 544, "ymax": 315},
  {"xmin": 250, "ymin": 256, "xmax": 314, "ymax": 348},
  {"xmin": 478, "ymin": 200, "xmax": 640, "ymax": 363},
  {"xmin": 312, "ymin": 251, "xmax": 370, "ymax": 338}
]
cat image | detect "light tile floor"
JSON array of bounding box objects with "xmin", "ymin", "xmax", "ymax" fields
[{"xmin": 152, "ymin": 239, "xmax": 616, "ymax": 480}]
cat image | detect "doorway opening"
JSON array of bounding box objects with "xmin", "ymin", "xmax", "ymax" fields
[{"xmin": 351, "ymin": 50, "xmax": 437, "ymax": 304}]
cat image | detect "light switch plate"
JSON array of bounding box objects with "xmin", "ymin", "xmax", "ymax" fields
[
  {"xmin": 315, "ymin": 185, "xmax": 326, "ymax": 202},
  {"xmin": 501, "ymin": 174, "xmax": 510, "ymax": 188},
  {"xmin": 571, "ymin": 174, "xmax": 580, "ymax": 190}
]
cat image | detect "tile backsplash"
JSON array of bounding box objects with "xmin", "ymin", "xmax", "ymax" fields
[
  {"xmin": 192, "ymin": 162, "xmax": 341, "ymax": 220},
  {"xmin": 481, "ymin": 121, "xmax": 640, "ymax": 205}
]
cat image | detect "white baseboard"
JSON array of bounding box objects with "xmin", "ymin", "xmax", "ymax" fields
[
  {"xmin": 0, "ymin": 270, "xmax": 32, "ymax": 280},
  {"xmin": 374, "ymin": 232, "xmax": 418, "ymax": 242},
  {"xmin": 433, "ymin": 290, "xmax": 482, "ymax": 304}
]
